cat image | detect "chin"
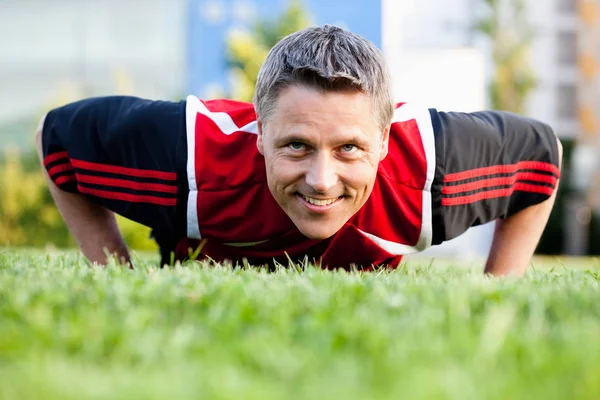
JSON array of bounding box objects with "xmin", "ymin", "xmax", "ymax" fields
[{"xmin": 296, "ymin": 223, "xmax": 341, "ymax": 240}]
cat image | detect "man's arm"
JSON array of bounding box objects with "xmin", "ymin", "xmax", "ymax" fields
[
  {"xmin": 36, "ymin": 96, "xmax": 186, "ymax": 267},
  {"xmin": 35, "ymin": 114, "xmax": 131, "ymax": 266},
  {"xmin": 484, "ymin": 137, "xmax": 562, "ymax": 277},
  {"xmin": 429, "ymin": 109, "xmax": 562, "ymax": 277}
]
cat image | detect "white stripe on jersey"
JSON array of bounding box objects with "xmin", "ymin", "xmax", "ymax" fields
[
  {"xmin": 357, "ymin": 229, "xmax": 428, "ymax": 255},
  {"xmin": 185, "ymin": 95, "xmax": 201, "ymax": 239},
  {"xmin": 195, "ymin": 97, "xmax": 258, "ymax": 135}
]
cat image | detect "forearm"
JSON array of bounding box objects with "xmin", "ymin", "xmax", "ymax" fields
[
  {"xmin": 44, "ymin": 177, "xmax": 131, "ymax": 266},
  {"xmin": 484, "ymin": 188, "xmax": 557, "ymax": 276}
]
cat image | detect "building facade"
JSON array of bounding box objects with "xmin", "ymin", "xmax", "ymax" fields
[{"xmin": 0, "ymin": 0, "xmax": 187, "ymax": 124}]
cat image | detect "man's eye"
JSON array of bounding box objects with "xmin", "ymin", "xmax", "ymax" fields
[
  {"xmin": 288, "ymin": 142, "xmax": 305, "ymax": 151},
  {"xmin": 341, "ymin": 144, "xmax": 357, "ymax": 153}
]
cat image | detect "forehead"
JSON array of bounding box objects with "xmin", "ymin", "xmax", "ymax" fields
[{"xmin": 267, "ymin": 85, "xmax": 379, "ymax": 139}]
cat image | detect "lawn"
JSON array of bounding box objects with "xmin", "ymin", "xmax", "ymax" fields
[{"xmin": 0, "ymin": 249, "xmax": 599, "ymax": 400}]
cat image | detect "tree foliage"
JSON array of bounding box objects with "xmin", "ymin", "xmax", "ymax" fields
[
  {"xmin": 474, "ymin": 0, "xmax": 537, "ymax": 113},
  {"xmin": 225, "ymin": 0, "xmax": 313, "ymax": 102}
]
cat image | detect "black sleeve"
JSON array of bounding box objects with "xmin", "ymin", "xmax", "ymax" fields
[
  {"xmin": 429, "ymin": 109, "xmax": 561, "ymax": 245},
  {"xmin": 41, "ymin": 95, "xmax": 188, "ymax": 238}
]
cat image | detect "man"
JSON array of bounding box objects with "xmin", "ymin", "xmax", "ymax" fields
[{"xmin": 36, "ymin": 25, "xmax": 562, "ymax": 276}]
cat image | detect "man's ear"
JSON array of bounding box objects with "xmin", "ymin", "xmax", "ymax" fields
[
  {"xmin": 380, "ymin": 124, "xmax": 391, "ymax": 161},
  {"xmin": 256, "ymin": 119, "xmax": 265, "ymax": 155}
]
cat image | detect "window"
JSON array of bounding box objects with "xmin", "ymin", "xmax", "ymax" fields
[
  {"xmin": 556, "ymin": 84, "xmax": 578, "ymax": 119},
  {"xmin": 557, "ymin": 31, "xmax": 578, "ymax": 66}
]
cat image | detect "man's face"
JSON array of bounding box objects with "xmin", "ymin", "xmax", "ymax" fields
[{"xmin": 256, "ymin": 85, "xmax": 390, "ymax": 240}]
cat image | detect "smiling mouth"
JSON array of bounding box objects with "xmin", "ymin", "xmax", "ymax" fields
[{"xmin": 298, "ymin": 194, "xmax": 343, "ymax": 208}]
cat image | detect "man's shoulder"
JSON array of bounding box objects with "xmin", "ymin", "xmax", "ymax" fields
[
  {"xmin": 380, "ymin": 102, "xmax": 436, "ymax": 188},
  {"xmin": 185, "ymin": 95, "xmax": 264, "ymax": 190},
  {"xmin": 185, "ymin": 95, "xmax": 258, "ymax": 135},
  {"xmin": 195, "ymin": 97, "xmax": 255, "ymax": 113}
]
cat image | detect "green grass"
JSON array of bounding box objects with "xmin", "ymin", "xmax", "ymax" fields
[{"xmin": 1, "ymin": 250, "xmax": 599, "ymax": 400}]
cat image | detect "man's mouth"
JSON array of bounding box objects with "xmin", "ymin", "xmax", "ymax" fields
[
  {"xmin": 301, "ymin": 194, "xmax": 339, "ymax": 206},
  {"xmin": 297, "ymin": 193, "xmax": 343, "ymax": 210}
]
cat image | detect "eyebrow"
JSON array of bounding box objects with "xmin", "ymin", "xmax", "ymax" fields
[
  {"xmin": 276, "ymin": 132, "xmax": 369, "ymax": 144},
  {"xmin": 341, "ymin": 136, "xmax": 370, "ymax": 146},
  {"xmin": 275, "ymin": 134, "xmax": 311, "ymax": 144},
  {"xmin": 275, "ymin": 134, "xmax": 373, "ymax": 152}
]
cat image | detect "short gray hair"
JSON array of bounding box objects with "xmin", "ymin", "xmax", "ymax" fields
[{"xmin": 253, "ymin": 25, "xmax": 394, "ymax": 130}]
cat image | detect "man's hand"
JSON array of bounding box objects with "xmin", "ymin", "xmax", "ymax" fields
[
  {"xmin": 484, "ymin": 138, "xmax": 563, "ymax": 277},
  {"xmin": 35, "ymin": 114, "xmax": 131, "ymax": 267}
]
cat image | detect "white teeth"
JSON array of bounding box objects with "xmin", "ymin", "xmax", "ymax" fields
[{"xmin": 302, "ymin": 195, "xmax": 338, "ymax": 206}]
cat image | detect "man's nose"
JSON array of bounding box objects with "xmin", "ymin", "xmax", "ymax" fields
[{"xmin": 305, "ymin": 153, "xmax": 338, "ymax": 194}]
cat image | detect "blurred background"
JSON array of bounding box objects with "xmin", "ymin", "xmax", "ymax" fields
[{"xmin": 0, "ymin": 0, "xmax": 599, "ymax": 258}]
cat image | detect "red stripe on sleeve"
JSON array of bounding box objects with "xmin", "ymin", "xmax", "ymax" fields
[
  {"xmin": 47, "ymin": 163, "xmax": 74, "ymax": 178},
  {"xmin": 442, "ymin": 172, "xmax": 557, "ymax": 195},
  {"xmin": 54, "ymin": 174, "xmax": 77, "ymax": 186},
  {"xmin": 442, "ymin": 183, "xmax": 555, "ymax": 206},
  {"xmin": 43, "ymin": 151, "xmax": 69, "ymax": 167},
  {"xmin": 76, "ymin": 173, "xmax": 178, "ymax": 194},
  {"xmin": 71, "ymin": 159, "xmax": 177, "ymax": 181},
  {"xmin": 444, "ymin": 161, "xmax": 560, "ymax": 183},
  {"xmin": 77, "ymin": 186, "xmax": 177, "ymax": 206}
]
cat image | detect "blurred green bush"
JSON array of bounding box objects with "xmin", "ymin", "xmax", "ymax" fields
[{"xmin": 0, "ymin": 147, "xmax": 158, "ymax": 251}]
